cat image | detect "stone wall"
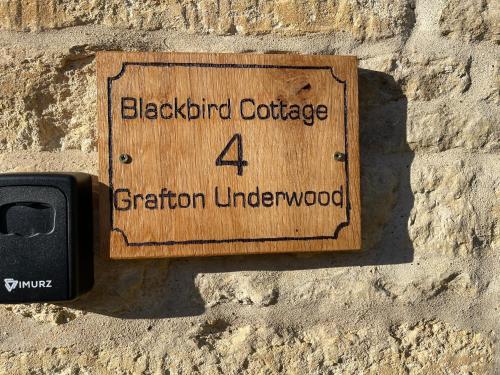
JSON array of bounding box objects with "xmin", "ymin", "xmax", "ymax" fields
[{"xmin": 0, "ymin": 0, "xmax": 498, "ymax": 373}]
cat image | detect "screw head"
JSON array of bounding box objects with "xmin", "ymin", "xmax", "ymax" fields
[
  {"xmin": 334, "ymin": 152, "xmax": 346, "ymax": 162},
  {"xmin": 119, "ymin": 153, "xmax": 132, "ymax": 164}
]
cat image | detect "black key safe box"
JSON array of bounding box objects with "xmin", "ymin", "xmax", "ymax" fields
[{"xmin": 0, "ymin": 173, "xmax": 93, "ymax": 303}]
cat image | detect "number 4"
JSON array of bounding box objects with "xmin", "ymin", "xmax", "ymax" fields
[{"xmin": 215, "ymin": 133, "xmax": 248, "ymax": 176}]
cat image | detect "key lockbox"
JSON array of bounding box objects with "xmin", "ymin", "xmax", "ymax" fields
[{"xmin": 0, "ymin": 173, "xmax": 93, "ymax": 303}]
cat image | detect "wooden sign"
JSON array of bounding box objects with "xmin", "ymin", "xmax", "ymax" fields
[{"xmin": 97, "ymin": 52, "xmax": 360, "ymax": 258}]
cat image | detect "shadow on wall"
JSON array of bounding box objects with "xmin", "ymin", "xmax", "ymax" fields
[{"xmin": 67, "ymin": 68, "xmax": 414, "ymax": 319}]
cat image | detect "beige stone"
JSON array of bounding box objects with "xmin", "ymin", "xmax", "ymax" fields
[
  {"xmin": 0, "ymin": 320, "xmax": 492, "ymax": 374},
  {"xmin": 2, "ymin": 304, "xmax": 83, "ymax": 325},
  {"xmin": 196, "ymin": 272, "xmax": 279, "ymax": 307},
  {"xmin": 483, "ymin": 59, "xmax": 500, "ymax": 104},
  {"xmin": 396, "ymin": 54, "xmax": 472, "ymax": 101},
  {"xmin": 375, "ymin": 269, "xmax": 480, "ymax": 305},
  {"xmin": 493, "ymin": 184, "xmax": 500, "ymax": 251},
  {"xmin": 439, "ymin": 0, "xmax": 500, "ymax": 42},
  {"xmin": 0, "ymin": 151, "xmax": 97, "ymax": 174},
  {"xmin": 0, "ymin": 0, "xmax": 416, "ymax": 39},
  {"xmin": 391, "ymin": 320, "xmax": 493, "ymax": 374},
  {"xmin": 0, "ymin": 0, "xmax": 101, "ymax": 32},
  {"xmin": 408, "ymin": 103, "xmax": 500, "ymax": 152},
  {"xmin": 409, "ymin": 156, "xmax": 497, "ymax": 256},
  {"xmin": 0, "ymin": 48, "xmax": 96, "ymax": 152}
]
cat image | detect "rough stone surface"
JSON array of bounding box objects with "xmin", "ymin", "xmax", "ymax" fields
[
  {"xmin": 0, "ymin": 0, "xmax": 416, "ymax": 39},
  {"xmin": 407, "ymin": 102, "xmax": 499, "ymax": 152},
  {"xmin": 409, "ymin": 155, "xmax": 498, "ymax": 256},
  {"xmin": 0, "ymin": 48, "xmax": 96, "ymax": 152},
  {"xmin": 396, "ymin": 53, "xmax": 472, "ymax": 101},
  {"xmin": 0, "ymin": 0, "xmax": 498, "ymax": 373},
  {"xmin": 439, "ymin": 0, "xmax": 499, "ymax": 42},
  {"xmin": 0, "ymin": 319, "xmax": 493, "ymax": 374}
]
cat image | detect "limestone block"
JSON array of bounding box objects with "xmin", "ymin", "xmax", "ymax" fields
[
  {"xmin": 0, "ymin": 48, "xmax": 96, "ymax": 152},
  {"xmin": 0, "ymin": 0, "xmax": 416, "ymax": 40},
  {"xmin": 0, "ymin": 320, "xmax": 492, "ymax": 374},
  {"xmin": 396, "ymin": 54, "xmax": 472, "ymax": 101},
  {"xmin": 195, "ymin": 272, "xmax": 279, "ymax": 307},
  {"xmin": 439, "ymin": 0, "xmax": 499, "ymax": 42},
  {"xmin": 408, "ymin": 103, "xmax": 500, "ymax": 152},
  {"xmin": 409, "ymin": 156, "xmax": 498, "ymax": 256}
]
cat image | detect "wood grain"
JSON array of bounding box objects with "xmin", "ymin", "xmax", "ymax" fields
[{"xmin": 97, "ymin": 52, "xmax": 361, "ymax": 258}]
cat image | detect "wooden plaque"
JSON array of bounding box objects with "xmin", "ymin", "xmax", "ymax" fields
[{"xmin": 97, "ymin": 52, "xmax": 360, "ymax": 258}]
